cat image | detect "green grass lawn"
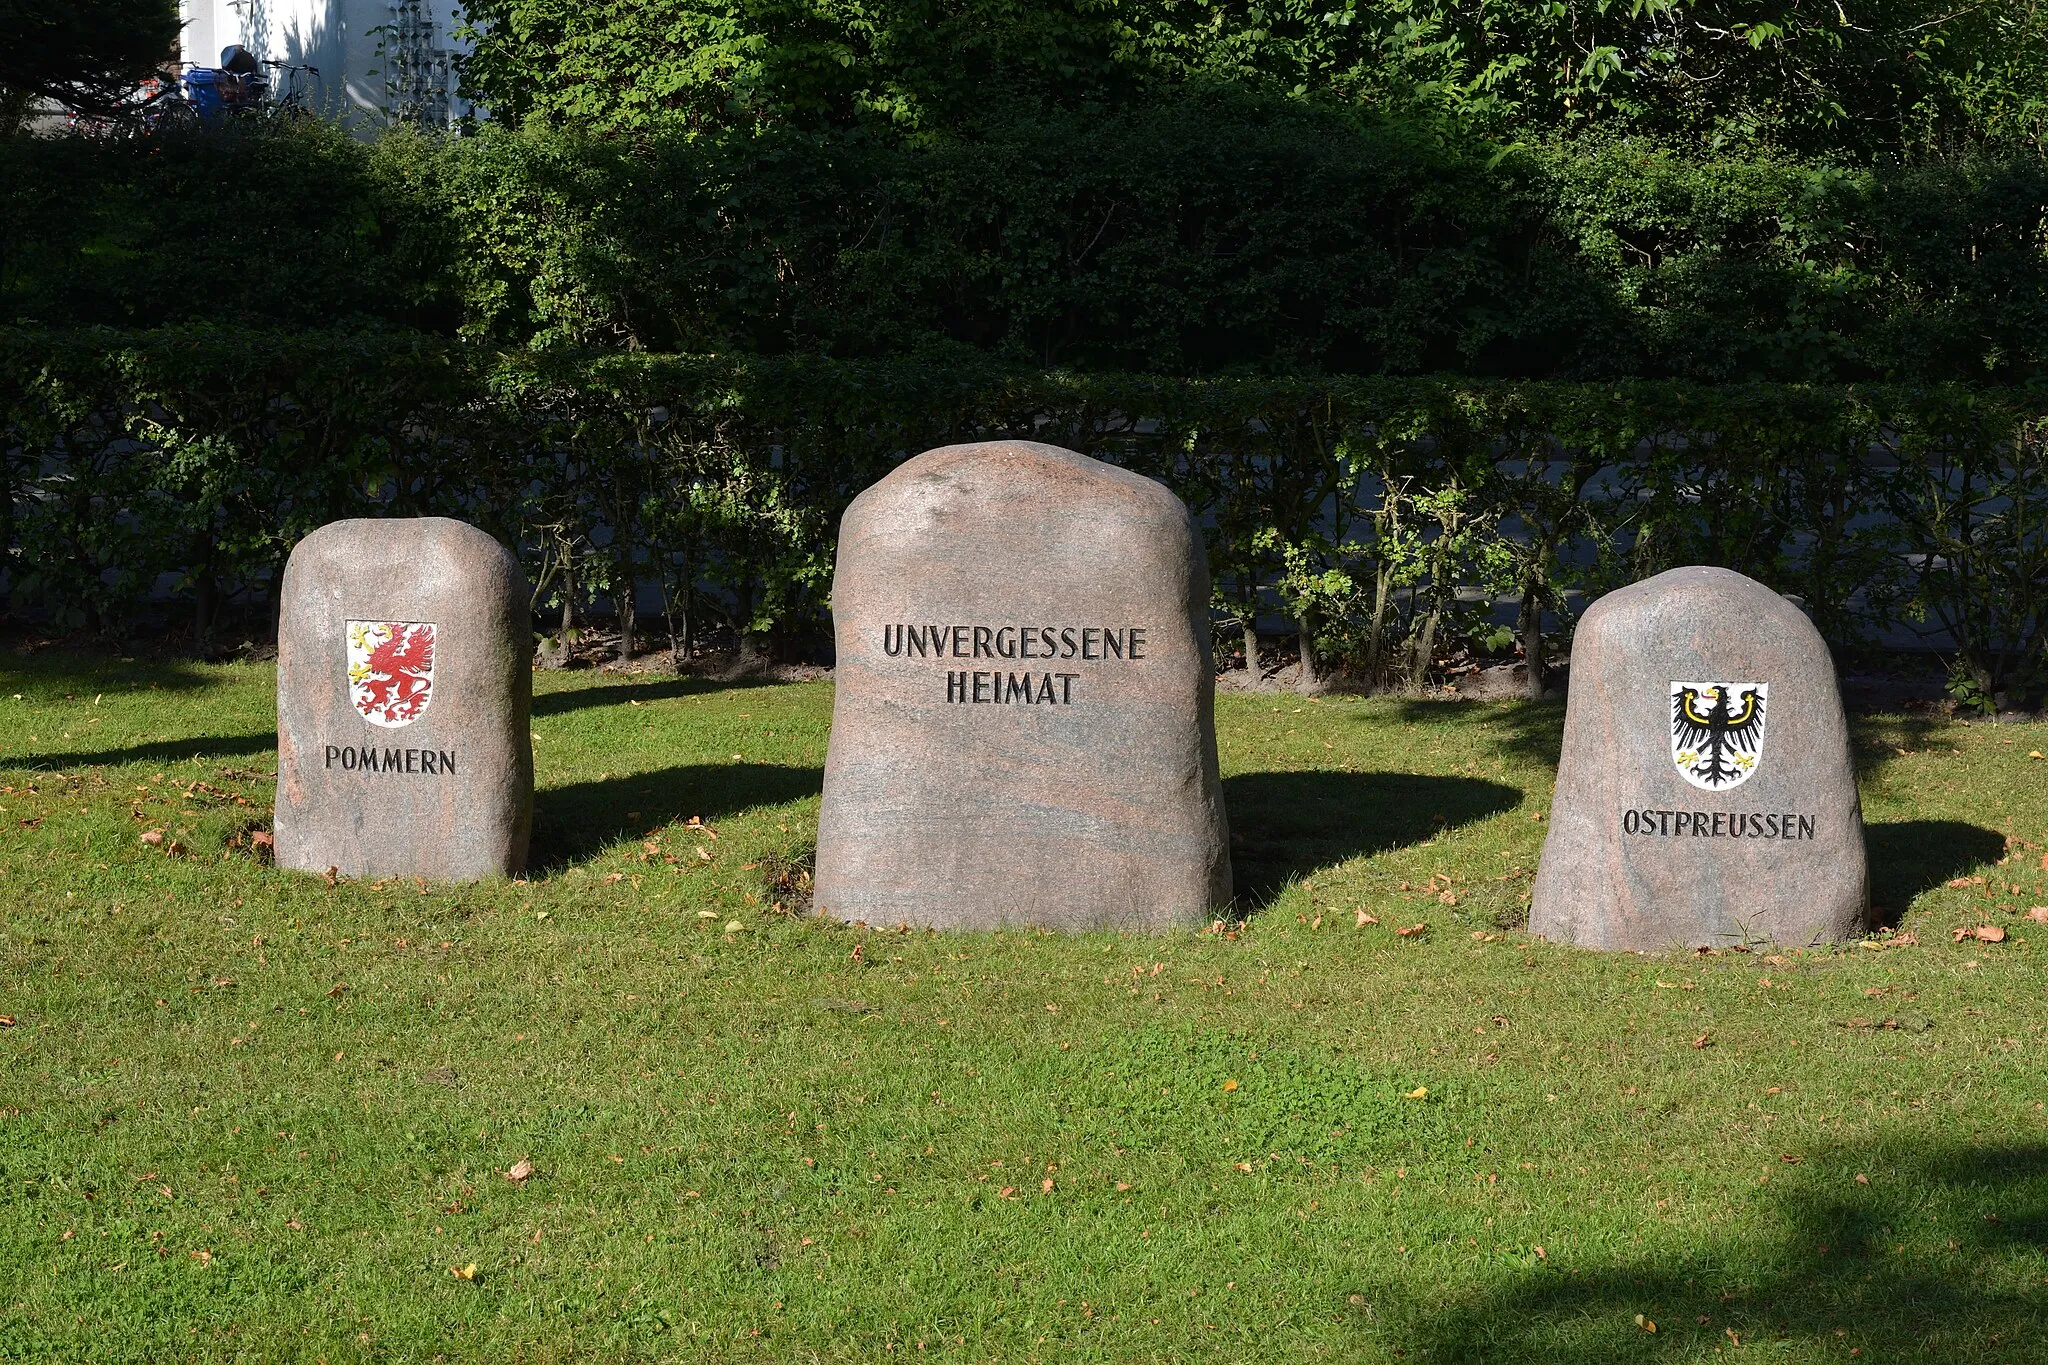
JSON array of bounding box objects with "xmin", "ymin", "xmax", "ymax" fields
[{"xmin": 3, "ymin": 656, "xmax": 2047, "ymax": 1362}]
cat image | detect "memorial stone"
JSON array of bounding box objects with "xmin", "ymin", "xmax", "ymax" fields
[
  {"xmin": 815, "ymin": 440, "xmax": 1231, "ymax": 930},
  {"xmin": 273, "ymin": 517, "xmax": 533, "ymax": 881},
  {"xmin": 1530, "ymin": 565, "xmax": 1865, "ymax": 950}
]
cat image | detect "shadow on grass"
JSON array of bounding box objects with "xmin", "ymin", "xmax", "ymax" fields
[
  {"xmin": 6, "ymin": 731, "xmax": 276, "ymax": 771},
  {"xmin": 1223, "ymin": 770, "xmax": 1522, "ymax": 908},
  {"xmin": 1850, "ymin": 714, "xmax": 1964, "ymax": 781},
  {"xmin": 1388, "ymin": 1142, "xmax": 2048, "ymax": 1362},
  {"xmin": 0, "ymin": 650, "xmax": 231, "ymax": 697},
  {"xmin": 1379, "ymin": 696, "xmax": 1569, "ymax": 772},
  {"xmin": 1865, "ymin": 819, "xmax": 2007, "ymax": 925},
  {"xmin": 532, "ymin": 673, "xmax": 807, "ymax": 717},
  {"xmin": 532, "ymin": 762, "xmax": 823, "ymax": 868}
]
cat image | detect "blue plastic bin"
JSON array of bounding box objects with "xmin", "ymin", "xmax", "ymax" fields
[{"xmin": 182, "ymin": 68, "xmax": 227, "ymax": 119}]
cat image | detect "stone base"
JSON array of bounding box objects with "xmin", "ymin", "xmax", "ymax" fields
[
  {"xmin": 273, "ymin": 517, "xmax": 532, "ymax": 881},
  {"xmin": 814, "ymin": 441, "xmax": 1231, "ymax": 930},
  {"xmin": 1530, "ymin": 566, "xmax": 1865, "ymax": 950}
]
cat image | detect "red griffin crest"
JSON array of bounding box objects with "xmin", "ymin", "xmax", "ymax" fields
[{"xmin": 347, "ymin": 621, "xmax": 437, "ymax": 728}]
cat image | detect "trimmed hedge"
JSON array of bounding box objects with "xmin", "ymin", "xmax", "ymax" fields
[
  {"xmin": 9, "ymin": 118, "xmax": 2048, "ymax": 384},
  {"xmin": 4, "ymin": 329, "xmax": 2045, "ymax": 704}
]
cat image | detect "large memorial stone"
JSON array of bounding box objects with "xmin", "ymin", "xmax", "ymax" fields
[
  {"xmin": 1530, "ymin": 565, "xmax": 1865, "ymax": 950},
  {"xmin": 815, "ymin": 440, "xmax": 1231, "ymax": 930},
  {"xmin": 273, "ymin": 517, "xmax": 532, "ymax": 881}
]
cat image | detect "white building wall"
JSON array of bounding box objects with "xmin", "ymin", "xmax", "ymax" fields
[{"xmin": 176, "ymin": 0, "xmax": 476, "ymax": 131}]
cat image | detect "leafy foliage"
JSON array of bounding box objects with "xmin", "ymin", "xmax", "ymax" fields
[
  {"xmin": 456, "ymin": 0, "xmax": 2048, "ymax": 157},
  {"xmin": 0, "ymin": 0, "xmax": 179, "ymax": 125},
  {"xmin": 7, "ymin": 118, "xmax": 2048, "ymax": 384},
  {"xmin": 6, "ymin": 330, "xmax": 2046, "ymax": 702}
]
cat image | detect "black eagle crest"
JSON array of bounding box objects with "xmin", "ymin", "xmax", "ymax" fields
[{"xmin": 1672, "ymin": 684, "xmax": 1766, "ymax": 789}]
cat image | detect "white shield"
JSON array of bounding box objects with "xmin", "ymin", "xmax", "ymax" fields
[
  {"xmin": 347, "ymin": 620, "xmax": 437, "ymax": 728},
  {"xmin": 1669, "ymin": 681, "xmax": 1768, "ymax": 791}
]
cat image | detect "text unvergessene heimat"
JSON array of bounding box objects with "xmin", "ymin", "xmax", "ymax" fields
[{"xmin": 879, "ymin": 623, "xmax": 1147, "ymax": 705}]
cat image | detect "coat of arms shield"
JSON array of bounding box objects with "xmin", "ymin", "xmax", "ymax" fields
[
  {"xmin": 1670, "ymin": 681, "xmax": 1768, "ymax": 791},
  {"xmin": 347, "ymin": 620, "xmax": 436, "ymax": 728}
]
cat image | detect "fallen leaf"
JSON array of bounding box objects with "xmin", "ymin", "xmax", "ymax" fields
[
  {"xmin": 1947, "ymin": 876, "xmax": 1985, "ymax": 889},
  {"xmin": 139, "ymin": 829, "xmax": 164, "ymax": 846},
  {"xmin": 0, "ymin": 1016, "xmax": 13, "ymax": 1027},
  {"xmin": 1233, "ymin": 1162, "xmax": 1253, "ymax": 1172},
  {"xmin": 1222, "ymin": 1079, "xmax": 1239, "ymax": 1093},
  {"xmin": 601, "ymin": 872, "xmax": 624, "ymax": 885},
  {"xmin": 1354, "ymin": 909, "xmax": 1378, "ymax": 927},
  {"xmin": 189, "ymin": 1249, "xmax": 212, "ymax": 1265},
  {"xmin": 1635, "ymin": 1314, "xmax": 1656, "ymax": 1333},
  {"xmin": 1692, "ymin": 1033, "xmax": 1713, "ymax": 1049},
  {"xmin": 251, "ymin": 830, "xmax": 274, "ymax": 849},
  {"xmin": 326, "ymin": 982, "xmax": 348, "ymax": 999},
  {"xmin": 2027, "ymin": 908, "xmax": 2048, "ymax": 924},
  {"xmin": 2030, "ymin": 751, "xmax": 2044, "ymax": 760},
  {"xmin": 1780, "ymin": 1153, "xmax": 1803, "ymax": 1164},
  {"xmin": 323, "ymin": 866, "xmax": 338, "ymax": 888},
  {"xmin": 1404, "ymin": 1086, "xmax": 1428, "ymax": 1100},
  {"xmin": 450, "ymin": 1263, "xmax": 478, "ymax": 1281},
  {"xmin": 696, "ymin": 909, "xmax": 717, "ymax": 919},
  {"xmin": 1115, "ymin": 1182, "xmax": 1132, "ymax": 1192},
  {"xmin": 1855, "ymin": 1174, "xmax": 1869, "ymax": 1185},
  {"xmin": 998, "ymin": 1186, "xmax": 1017, "ymax": 1199},
  {"xmin": 506, "ymin": 1158, "xmax": 534, "ymax": 1185},
  {"xmin": 286, "ymin": 1219, "xmax": 304, "ymax": 1230},
  {"xmin": 1395, "ymin": 923, "xmax": 1428, "ymax": 937},
  {"xmin": 1042, "ymin": 1178, "xmax": 1055, "ymax": 1193},
  {"xmin": 1975, "ymin": 924, "xmax": 2007, "ymax": 942},
  {"xmin": 723, "ymin": 920, "xmax": 745, "ymax": 933}
]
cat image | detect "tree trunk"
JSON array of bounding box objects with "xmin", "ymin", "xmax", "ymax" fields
[
  {"xmin": 617, "ymin": 566, "xmax": 637, "ymax": 662},
  {"xmin": 537, "ymin": 560, "xmax": 576, "ymax": 670},
  {"xmin": 734, "ymin": 575, "xmax": 762, "ymax": 663},
  {"xmin": 1519, "ymin": 582, "xmax": 1547, "ymax": 700},
  {"xmin": 1296, "ymin": 612, "xmax": 1319, "ymax": 692},
  {"xmin": 680, "ymin": 579, "xmax": 694, "ymax": 669},
  {"xmin": 1409, "ymin": 590, "xmax": 1442, "ymax": 692},
  {"xmin": 1364, "ymin": 569, "xmax": 1391, "ymax": 695},
  {"xmin": 191, "ymin": 531, "xmax": 218, "ymax": 648},
  {"xmin": 1242, "ymin": 616, "xmax": 1261, "ymax": 677}
]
